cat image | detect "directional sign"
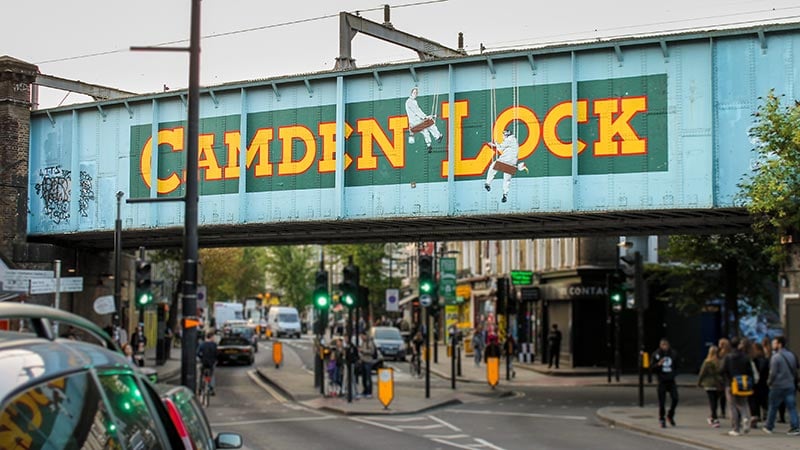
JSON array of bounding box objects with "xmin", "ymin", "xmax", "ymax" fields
[
  {"xmin": 439, "ymin": 257, "xmax": 457, "ymax": 304},
  {"xmin": 510, "ymin": 270, "xmax": 534, "ymax": 285},
  {"xmin": 420, "ymin": 294, "xmax": 432, "ymax": 308},
  {"xmin": 28, "ymin": 277, "xmax": 84, "ymax": 294},
  {"xmin": 2, "ymin": 269, "xmax": 53, "ymax": 292},
  {"xmin": 385, "ymin": 288, "xmax": 399, "ymax": 312}
]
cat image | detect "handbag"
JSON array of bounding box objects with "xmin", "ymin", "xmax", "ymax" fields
[{"xmin": 731, "ymin": 375, "xmax": 754, "ymax": 396}]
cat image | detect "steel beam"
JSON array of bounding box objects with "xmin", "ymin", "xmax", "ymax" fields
[{"xmin": 35, "ymin": 73, "xmax": 135, "ymax": 100}]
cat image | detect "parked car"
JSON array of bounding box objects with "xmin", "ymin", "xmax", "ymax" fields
[
  {"xmin": 157, "ymin": 384, "xmax": 242, "ymax": 450},
  {"xmin": 217, "ymin": 336, "xmax": 255, "ymax": 365},
  {"xmin": 229, "ymin": 325, "xmax": 258, "ymax": 353},
  {"xmin": 370, "ymin": 326, "xmax": 406, "ymax": 361},
  {"xmin": 0, "ymin": 303, "xmax": 185, "ymax": 449}
]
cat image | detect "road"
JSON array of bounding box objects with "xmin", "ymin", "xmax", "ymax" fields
[{"xmin": 194, "ymin": 336, "xmax": 705, "ymax": 450}]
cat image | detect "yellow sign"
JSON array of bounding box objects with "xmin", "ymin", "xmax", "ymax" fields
[
  {"xmin": 641, "ymin": 351, "xmax": 650, "ymax": 369},
  {"xmin": 456, "ymin": 285, "xmax": 472, "ymax": 298},
  {"xmin": 272, "ymin": 341, "xmax": 283, "ymax": 369},
  {"xmin": 486, "ymin": 357, "xmax": 500, "ymax": 388},
  {"xmin": 377, "ymin": 368, "xmax": 394, "ymax": 409}
]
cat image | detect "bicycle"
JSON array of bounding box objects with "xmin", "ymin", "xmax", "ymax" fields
[
  {"xmin": 198, "ymin": 366, "xmax": 213, "ymax": 407},
  {"xmin": 409, "ymin": 351, "xmax": 421, "ymax": 378}
]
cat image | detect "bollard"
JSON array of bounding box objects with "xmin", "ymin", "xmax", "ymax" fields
[
  {"xmin": 377, "ymin": 368, "xmax": 394, "ymax": 409},
  {"xmin": 272, "ymin": 340, "xmax": 283, "ymax": 369},
  {"xmin": 486, "ymin": 356, "xmax": 500, "ymax": 388}
]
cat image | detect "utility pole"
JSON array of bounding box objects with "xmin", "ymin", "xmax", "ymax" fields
[
  {"xmin": 635, "ymin": 251, "xmax": 645, "ymax": 407},
  {"xmin": 114, "ymin": 191, "xmax": 123, "ymax": 328}
]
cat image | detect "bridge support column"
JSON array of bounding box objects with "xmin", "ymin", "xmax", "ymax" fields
[{"xmin": 0, "ymin": 56, "xmax": 38, "ymax": 258}]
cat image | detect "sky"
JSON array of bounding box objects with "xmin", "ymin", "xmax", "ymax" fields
[{"xmin": 3, "ymin": 0, "xmax": 800, "ymax": 108}]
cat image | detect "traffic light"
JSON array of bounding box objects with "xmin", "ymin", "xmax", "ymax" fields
[
  {"xmin": 135, "ymin": 259, "xmax": 153, "ymax": 308},
  {"xmin": 496, "ymin": 276, "xmax": 508, "ymax": 315},
  {"xmin": 341, "ymin": 264, "xmax": 359, "ymax": 308},
  {"xmin": 608, "ymin": 269, "xmax": 626, "ymax": 311},
  {"xmin": 419, "ymin": 255, "xmax": 435, "ymax": 295},
  {"xmin": 313, "ymin": 270, "xmax": 330, "ymax": 310}
]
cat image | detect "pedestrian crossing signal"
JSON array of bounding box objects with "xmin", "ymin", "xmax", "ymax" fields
[
  {"xmin": 314, "ymin": 270, "xmax": 329, "ymax": 310},
  {"xmin": 135, "ymin": 260, "xmax": 153, "ymax": 308}
]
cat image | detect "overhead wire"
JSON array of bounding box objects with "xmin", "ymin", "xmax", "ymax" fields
[{"xmin": 35, "ymin": 0, "xmax": 448, "ymax": 65}]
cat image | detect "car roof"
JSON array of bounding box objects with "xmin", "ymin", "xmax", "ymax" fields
[{"xmin": 0, "ymin": 331, "xmax": 131, "ymax": 402}]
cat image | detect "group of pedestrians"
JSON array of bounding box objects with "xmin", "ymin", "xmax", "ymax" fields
[
  {"xmin": 324, "ymin": 332, "xmax": 381, "ymax": 399},
  {"xmin": 657, "ymin": 335, "xmax": 799, "ymax": 437}
]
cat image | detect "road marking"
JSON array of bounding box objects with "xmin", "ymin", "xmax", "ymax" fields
[
  {"xmin": 446, "ymin": 409, "xmax": 587, "ymax": 421},
  {"xmin": 368, "ymin": 416, "xmax": 429, "ymax": 422},
  {"xmin": 473, "ymin": 437, "xmax": 506, "ymax": 450},
  {"xmin": 428, "ymin": 415, "xmax": 462, "ymax": 432},
  {"xmin": 246, "ymin": 370, "xmax": 287, "ymax": 403},
  {"xmin": 397, "ymin": 424, "xmax": 445, "ymax": 430},
  {"xmin": 348, "ymin": 417, "xmax": 404, "ymax": 432},
  {"xmin": 210, "ymin": 416, "xmax": 334, "ymax": 427},
  {"xmin": 424, "ymin": 434, "xmax": 470, "ymax": 439}
]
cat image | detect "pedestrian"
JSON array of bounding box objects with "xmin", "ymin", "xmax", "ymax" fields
[
  {"xmin": 484, "ymin": 128, "xmax": 528, "ymax": 203},
  {"xmin": 358, "ymin": 332, "xmax": 378, "ymax": 398},
  {"xmin": 547, "ymin": 324, "xmax": 562, "ymax": 369},
  {"xmin": 122, "ymin": 343, "xmax": 136, "ymax": 365},
  {"xmin": 505, "ymin": 333, "xmax": 517, "ymax": 378},
  {"xmin": 697, "ymin": 345, "xmax": 723, "ymax": 428},
  {"xmin": 472, "ymin": 325, "xmax": 485, "ymax": 367},
  {"xmin": 130, "ymin": 324, "xmax": 147, "ymax": 368},
  {"xmin": 749, "ymin": 342, "xmax": 770, "ymax": 428},
  {"xmin": 762, "ymin": 336, "xmax": 800, "ymax": 435},
  {"xmin": 720, "ymin": 337, "xmax": 754, "ymax": 436},
  {"xmin": 652, "ymin": 338, "xmax": 679, "ymax": 428},
  {"xmin": 718, "ymin": 337, "xmax": 732, "ymax": 418},
  {"xmin": 484, "ymin": 333, "xmax": 502, "ymax": 361}
]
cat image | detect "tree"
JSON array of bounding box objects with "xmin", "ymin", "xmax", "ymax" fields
[
  {"xmin": 738, "ymin": 90, "xmax": 800, "ymax": 263},
  {"xmin": 262, "ymin": 245, "xmax": 316, "ymax": 308},
  {"xmin": 655, "ymin": 234, "xmax": 775, "ymax": 337},
  {"xmin": 200, "ymin": 247, "xmax": 268, "ymax": 303}
]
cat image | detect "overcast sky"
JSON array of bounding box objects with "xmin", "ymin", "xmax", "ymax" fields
[{"xmin": 4, "ymin": 0, "xmax": 799, "ymax": 108}]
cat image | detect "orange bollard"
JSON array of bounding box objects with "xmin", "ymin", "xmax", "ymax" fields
[
  {"xmin": 377, "ymin": 368, "xmax": 395, "ymax": 409},
  {"xmin": 486, "ymin": 356, "xmax": 500, "ymax": 388},
  {"xmin": 272, "ymin": 341, "xmax": 283, "ymax": 369}
]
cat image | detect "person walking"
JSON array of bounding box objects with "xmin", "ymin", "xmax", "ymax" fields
[
  {"xmin": 750, "ymin": 342, "xmax": 770, "ymax": 428},
  {"xmin": 718, "ymin": 337, "xmax": 732, "ymax": 418},
  {"xmin": 762, "ymin": 336, "xmax": 800, "ymax": 435},
  {"xmin": 130, "ymin": 324, "xmax": 147, "ymax": 368},
  {"xmin": 697, "ymin": 345, "xmax": 723, "ymax": 428},
  {"xmin": 720, "ymin": 337, "xmax": 754, "ymax": 436},
  {"xmin": 652, "ymin": 338, "xmax": 679, "ymax": 428},
  {"xmin": 472, "ymin": 325, "xmax": 485, "ymax": 367},
  {"xmin": 548, "ymin": 324, "xmax": 562, "ymax": 369},
  {"xmin": 358, "ymin": 332, "xmax": 378, "ymax": 398}
]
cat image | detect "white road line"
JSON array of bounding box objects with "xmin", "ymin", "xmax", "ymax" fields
[
  {"xmin": 428, "ymin": 415, "xmax": 462, "ymax": 432},
  {"xmin": 447, "ymin": 409, "xmax": 587, "ymax": 421},
  {"xmin": 423, "ymin": 434, "xmax": 470, "ymax": 439},
  {"xmin": 397, "ymin": 424, "xmax": 444, "ymax": 430},
  {"xmin": 473, "ymin": 437, "xmax": 506, "ymax": 450},
  {"xmin": 210, "ymin": 416, "xmax": 334, "ymax": 427},
  {"xmin": 429, "ymin": 438, "xmax": 479, "ymax": 450},
  {"xmin": 348, "ymin": 417, "xmax": 404, "ymax": 432},
  {"xmin": 367, "ymin": 416, "xmax": 429, "ymax": 423}
]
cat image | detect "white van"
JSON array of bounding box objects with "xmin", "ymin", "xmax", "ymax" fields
[{"xmin": 267, "ymin": 306, "xmax": 302, "ymax": 338}]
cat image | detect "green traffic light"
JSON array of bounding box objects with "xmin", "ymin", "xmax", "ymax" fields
[
  {"xmin": 610, "ymin": 292, "xmax": 623, "ymax": 304},
  {"xmin": 343, "ymin": 294, "xmax": 354, "ymax": 306},
  {"xmin": 315, "ymin": 294, "xmax": 329, "ymax": 309},
  {"xmin": 420, "ymin": 281, "xmax": 433, "ymax": 293},
  {"xmin": 137, "ymin": 291, "xmax": 152, "ymax": 306}
]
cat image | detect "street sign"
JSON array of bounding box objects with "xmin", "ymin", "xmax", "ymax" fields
[
  {"xmin": 28, "ymin": 277, "xmax": 84, "ymax": 294},
  {"xmin": 520, "ymin": 287, "xmax": 541, "ymax": 302},
  {"xmin": 420, "ymin": 294, "xmax": 432, "ymax": 307},
  {"xmin": 385, "ymin": 288, "xmax": 399, "ymax": 312},
  {"xmin": 510, "ymin": 270, "xmax": 534, "ymax": 285},
  {"xmin": 93, "ymin": 295, "xmax": 116, "ymax": 315},
  {"xmin": 197, "ymin": 285, "xmax": 207, "ymax": 309},
  {"xmin": 439, "ymin": 257, "xmax": 457, "ymax": 304},
  {"xmin": 1, "ymin": 269, "xmax": 53, "ymax": 292}
]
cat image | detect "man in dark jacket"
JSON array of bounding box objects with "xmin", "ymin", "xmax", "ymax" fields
[
  {"xmin": 652, "ymin": 338, "xmax": 679, "ymax": 428},
  {"xmin": 720, "ymin": 337, "xmax": 754, "ymax": 436},
  {"xmin": 762, "ymin": 336, "xmax": 799, "ymax": 435}
]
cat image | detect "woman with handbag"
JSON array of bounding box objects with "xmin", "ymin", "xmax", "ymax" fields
[{"xmin": 720, "ymin": 337, "xmax": 755, "ymax": 436}]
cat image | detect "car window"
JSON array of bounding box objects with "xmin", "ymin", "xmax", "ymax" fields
[
  {"xmin": 98, "ymin": 373, "xmax": 166, "ymax": 449},
  {"xmin": 374, "ymin": 329, "xmax": 402, "ymax": 340},
  {"xmin": 0, "ymin": 370, "xmax": 120, "ymax": 449},
  {"xmin": 278, "ymin": 313, "xmax": 298, "ymax": 322},
  {"xmin": 171, "ymin": 389, "xmax": 214, "ymax": 450},
  {"xmin": 220, "ymin": 337, "xmax": 250, "ymax": 346}
]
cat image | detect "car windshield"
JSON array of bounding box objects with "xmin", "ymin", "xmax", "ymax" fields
[
  {"xmin": 220, "ymin": 337, "xmax": 250, "ymax": 346},
  {"xmin": 374, "ymin": 329, "xmax": 402, "ymax": 340},
  {"xmin": 279, "ymin": 313, "xmax": 298, "ymax": 322},
  {"xmin": 230, "ymin": 327, "xmax": 252, "ymax": 336}
]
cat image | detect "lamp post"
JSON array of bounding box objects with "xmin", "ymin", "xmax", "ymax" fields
[{"xmin": 114, "ymin": 191, "xmax": 123, "ymax": 328}]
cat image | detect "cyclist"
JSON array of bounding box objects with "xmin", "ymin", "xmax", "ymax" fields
[
  {"xmin": 197, "ymin": 332, "xmax": 218, "ymax": 395},
  {"xmin": 410, "ymin": 330, "xmax": 424, "ymax": 377}
]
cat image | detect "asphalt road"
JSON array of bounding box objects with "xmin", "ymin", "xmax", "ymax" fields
[{"xmin": 178, "ymin": 336, "xmax": 711, "ymax": 450}]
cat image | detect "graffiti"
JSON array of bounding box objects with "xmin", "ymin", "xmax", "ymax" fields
[{"xmin": 79, "ymin": 171, "xmax": 95, "ymax": 217}]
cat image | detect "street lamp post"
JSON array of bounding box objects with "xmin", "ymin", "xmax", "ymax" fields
[{"xmin": 114, "ymin": 191, "xmax": 123, "ymax": 328}]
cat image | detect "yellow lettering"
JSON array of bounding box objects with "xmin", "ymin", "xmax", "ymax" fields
[
  {"xmin": 277, "ymin": 126, "xmax": 317, "ymax": 176},
  {"xmin": 355, "ymin": 117, "xmax": 407, "ymax": 170},
  {"xmin": 593, "ymin": 97, "xmax": 647, "ymax": 156},
  {"xmin": 197, "ymin": 133, "xmax": 222, "ymax": 181},
  {"xmin": 543, "ymin": 100, "xmax": 588, "ymax": 158},
  {"xmin": 318, "ymin": 122, "xmax": 354, "ymax": 173},
  {"xmin": 139, "ymin": 128, "xmax": 183, "ymax": 195},
  {"xmin": 222, "ymin": 128, "xmax": 274, "ymax": 179},
  {"xmin": 493, "ymin": 106, "xmax": 541, "ymax": 161},
  {"xmin": 440, "ymin": 100, "xmax": 491, "ymax": 177}
]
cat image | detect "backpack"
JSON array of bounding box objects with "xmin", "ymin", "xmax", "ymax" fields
[{"xmin": 731, "ymin": 375, "xmax": 754, "ymax": 397}]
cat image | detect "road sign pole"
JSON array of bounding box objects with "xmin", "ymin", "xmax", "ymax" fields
[
  {"xmin": 425, "ymin": 306, "xmax": 430, "ymax": 399},
  {"xmin": 53, "ymin": 259, "xmax": 61, "ymax": 336},
  {"xmin": 114, "ymin": 191, "xmax": 123, "ymax": 329}
]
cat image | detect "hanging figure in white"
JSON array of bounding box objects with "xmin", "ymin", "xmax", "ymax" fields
[
  {"xmin": 405, "ymin": 87, "xmax": 442, "ymax": 153},
  {"xmin": 484, "ymin": 129, "xmax": 528, "ymax": 203}
]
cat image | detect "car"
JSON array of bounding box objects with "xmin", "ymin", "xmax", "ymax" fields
[
  {"xmin": 370, "ymin": 326, "xmax": 407, "ymax": 361},
  {"xmin": 229, "ymin": 325, "xmax": 258, "ymax": 353},
  {"xmin": 217, "ymin": 336, "xmax": 255, "ymax": 365},
  {"xmin": 221, "ymin": 319, "xmax": 248, "ymax": 335},
  {"xmin": 157, "ymin": 384, "xmax": 242, "ymax": 450},
  {"xmin": 0, "ymin": 303, "xmax": 190, "ymax": 449}
]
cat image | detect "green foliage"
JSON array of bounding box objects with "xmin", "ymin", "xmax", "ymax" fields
[
  {"xmin": 327, "ymin": 243, "xmax": 394, "ymax": 315},
  {"xmin": 200, "ymin": 247, "xmax": 268, "ymax": 303},
  {"xmin": 262, "ymin": 246, "xmax": 316, "ymax": 308},
  {"xmin": 739, "ymin": 90, "xmax": 800, "ymax": 263}
]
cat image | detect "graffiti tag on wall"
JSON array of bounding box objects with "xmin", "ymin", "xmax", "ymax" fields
[{"xmin": 34, "ymin": 166, "xmax": 95, "ymax": 224}]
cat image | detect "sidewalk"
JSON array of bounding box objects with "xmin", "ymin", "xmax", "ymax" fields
[
  {"xmin": 427, "ymin": 344, "xmax": 696, "ymax": 388},
  {"xmin": 597, "ymin": 404, "xmax": 799, "ymax": 450},
  {"xmin": 142, "ymin": 345, "xmax": 182, "ymax": 383},
  {"xmin": 256, "ymin": 340, "xmax": 501, "ymax": 415}
]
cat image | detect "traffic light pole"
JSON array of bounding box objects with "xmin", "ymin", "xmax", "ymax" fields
[
  {"xmin": 424, "ymin": 306, "xmax": 430, "ymax": 399},
  {"xmin": 635, "ymin": 251, "xmax": 645, "ymax": 407},
  {"xmin": 606, "ymin": 273, "xmax": 612, "ymax": 384}
]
